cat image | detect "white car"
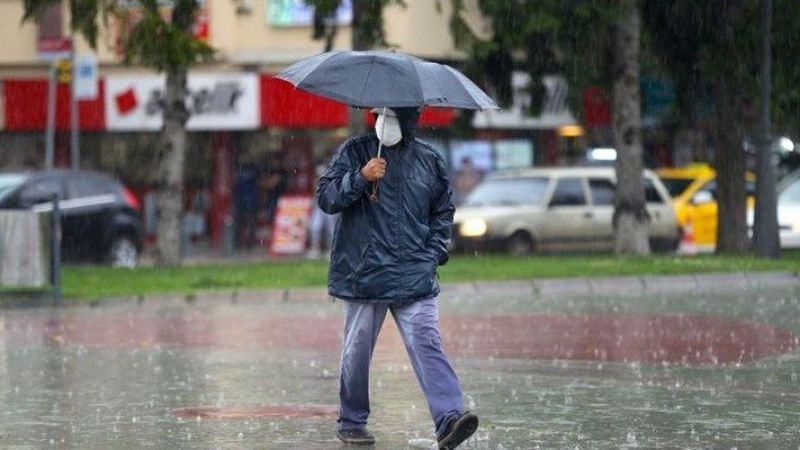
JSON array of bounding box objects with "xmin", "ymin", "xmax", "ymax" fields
[
  {"xmin": 776, "ymin": 172, "xmax": 800, "ymax": 248},
  {"xmin": 452, "ymin": 167, "xmax": 680, "ymax": 255}
]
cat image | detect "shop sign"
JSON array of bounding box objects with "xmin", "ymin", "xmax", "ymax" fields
[
  {"xmin": 37, "ymin": 4, "xmax": 71, "ymax": 60},
  {"xmin": 266, "ymin": 0, "xmax": 351, "ymax": 26},
  {"xmin": 105, "ymin": 73, "xmax": 259, "ymax": 131},
  {"xmin": 473, "ymin": 72, "xmax": 576, "ymax": 130},
  {"xmin": 73, "ymin": 54, "xmax": 99, "ymax": 100}
]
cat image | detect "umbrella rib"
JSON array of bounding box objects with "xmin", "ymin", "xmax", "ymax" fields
[{"xmin": 358, "ymin": 55, "xmax": 377, "ymax": 107}]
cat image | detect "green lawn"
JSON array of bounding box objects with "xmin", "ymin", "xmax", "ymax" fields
[{"xmin": 54, "ymin": 252, "xmax": 800, "ymax": 300}]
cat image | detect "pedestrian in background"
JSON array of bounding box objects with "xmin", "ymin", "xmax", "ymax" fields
[
  {"xmin": 317, "ymin": 106, "xmax": 478, "ymax": 449},
  {"xmin": 453, "ymin": 156, "xmax": 482, "ymax": 205},
  {"xmin": 306, "ymin": 163, "xmax": 338, "ymax": 259},
  {"xmin": 232, "ymin": 154, "xmax": 259, "ymax": 249}
]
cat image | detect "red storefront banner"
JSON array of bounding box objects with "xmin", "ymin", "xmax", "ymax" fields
[
  {"xmin": 420, "ymin": 107, "xmax": 456, "ymax": 127},
  {"xmin": 263, "ymin": 75, "xmax": 455, "ymax": 129},
  {"xmin": 2, "ymin": 74, "xmax": 455, "ymax": 131},
  {"xmin": 261, "ymin": 76, "xmax": 348, "ymax": 128},
  {"xmin": 4, "ymin": 79, "xmax": 105, "ymax": 131},
  {"xmin": 365, "ymin": 106, "xmax": 456, "ymax": 128}
]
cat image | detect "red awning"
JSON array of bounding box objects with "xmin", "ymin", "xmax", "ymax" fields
[
  {"xmin": 4, "ymin": 79, "xmax": 105, "ymax": 131},
  {"xmin": 261, "ymin": 76, "xmax": 348, "ymax": 128}
]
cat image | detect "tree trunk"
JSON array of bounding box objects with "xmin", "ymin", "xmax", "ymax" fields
[
  {"xmin": 713, "ymin": 75, "xmax": 749, "ymax": 254},
  {"xmin": 753, "ymin": 0, "xmax": 780, "ymax": 258},
  {"xmin": 612, "ymin": 1, "xmax": 650, "ymax": 256},
  {"xmin": 154, "ymin": 70, "xmax": 190, "ymax": 266}
]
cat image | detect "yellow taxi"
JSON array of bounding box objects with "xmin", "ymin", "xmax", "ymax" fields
[{"xmin": 656, "ymin": 163, "xmax": 754, "ymax": 251}]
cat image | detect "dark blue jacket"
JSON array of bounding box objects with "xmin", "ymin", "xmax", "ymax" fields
[{"xmin": 317, "ymin": 113, "xmax": 454, "ymax": 304}]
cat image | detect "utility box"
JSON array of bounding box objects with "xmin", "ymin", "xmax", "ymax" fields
[{"xmin": 0, "ymin": 211, "xmax": 51, "ymax": 288}]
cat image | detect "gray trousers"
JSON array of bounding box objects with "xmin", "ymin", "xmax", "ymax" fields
[{"xmin": 338, "ymin": 297, "xmax": 464, "ymax": 437}]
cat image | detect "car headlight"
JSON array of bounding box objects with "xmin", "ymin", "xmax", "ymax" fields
[{"xmin": 459, "ymin": 218, "xmax": 487, "ymax": 237}]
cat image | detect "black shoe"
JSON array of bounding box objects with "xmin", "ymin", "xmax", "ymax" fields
[
  {"xmin": 336, "ymin": 429, "xmax": 375, "ymax": 445},
  {"xmin": 438, "ymin": 411, "xmax": 478, "ymax": 450}
]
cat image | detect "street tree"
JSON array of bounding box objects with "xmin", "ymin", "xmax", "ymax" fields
[
  {"xmin": 643, "ymin": 1, "xmax": 757, "ymax": 254},
  {"xmin": 612, "ymin": 0, "xmax": 649, "ymax": 255},
  {"xmin": 447, "ymin": 1, "xmax": 650, "ymax": 255},
  {"xmin": 23, "ymin": 0, "xmax": 214, "ymax": 266}
]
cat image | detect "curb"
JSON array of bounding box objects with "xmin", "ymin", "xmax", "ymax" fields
[{"xmin": 453, "ymin": 271, "xmax": 800, "ymax": 299}]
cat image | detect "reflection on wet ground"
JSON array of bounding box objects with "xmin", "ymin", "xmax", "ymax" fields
[{"xmin": 0, "ymin": 285, "xmax": 799, "ymax": 449}]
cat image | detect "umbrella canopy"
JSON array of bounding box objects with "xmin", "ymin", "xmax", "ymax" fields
[{"xmin": 276, "ymin": 50, "xmax": 499, "ymax": 111}]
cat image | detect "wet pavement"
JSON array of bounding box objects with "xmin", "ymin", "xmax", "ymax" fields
[{"xmin": 1, "ymin": 281, "xmax": 800, "ymax": 449}]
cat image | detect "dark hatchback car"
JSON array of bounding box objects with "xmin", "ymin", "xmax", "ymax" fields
[{"xmin": 0, "ymin": 170, "xmax": 143, "ymax": 267}]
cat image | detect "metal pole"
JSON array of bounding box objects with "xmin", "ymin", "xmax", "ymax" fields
[
  {"xmin": 369, "ymin": 107, "xmax": 386, "ymax": 202},
  {"xmin": 375, "ymin": 106, "xmax": 386, "ymax": 159},
  {"xmin": 50, "ymin": 193, "xmax": 62, "ymax": 304},
  {"xmin": 753, "ymin": 0, "xmax": 779, "ymax": 258},
  {"xmin": 45, "ymin": 62, "xmax": 57, "ymax": 170},
  {"xmin": 69, "ymin": 36, "xmax": 80, "ymax": 170}
]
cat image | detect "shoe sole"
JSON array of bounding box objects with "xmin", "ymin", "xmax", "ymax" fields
[
  {"xmin": 438, "ymin": 413, "xmax": 478, "ymax": 450},
  {"xmin": 335, "ymin": 431, "xmax": 375, "ymax": 446}
]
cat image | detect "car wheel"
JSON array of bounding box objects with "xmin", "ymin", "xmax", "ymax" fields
[
  {"xmin": 506, "ymin": 231, "xmax": 534, "ymax": 256},
  {"xmin": 109, "ymin": 236, "xmax": 138, "ymax": 268}
]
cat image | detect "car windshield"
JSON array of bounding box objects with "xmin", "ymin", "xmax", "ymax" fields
[
  {"xmin": 0, "ymin": 174, "xmax": 27, "ymax": 201},
  {"xmin": 659, "ymin": 177, "xmax": 694, "ymax": 198},
  {"xmin": 779, "ymin": 179, "xmax": 800, "ymax": 205},
  {"xmin": 464, "ymin": 177, "xmax": 548, "ymax": 207}
]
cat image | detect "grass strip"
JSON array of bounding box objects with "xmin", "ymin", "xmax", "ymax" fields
[{"xmin": 54, "ymin": 252, "xmax": 800, "ymax": 301}]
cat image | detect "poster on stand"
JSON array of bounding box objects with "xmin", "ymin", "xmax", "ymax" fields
[{"xmin": 269, "ymin": 195, "xmax": 312, "ymax": 255}]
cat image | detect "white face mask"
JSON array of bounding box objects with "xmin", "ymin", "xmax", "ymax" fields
[{"xmin": 375, "ymin": 113, "xmax": 402, "ymax": 147}]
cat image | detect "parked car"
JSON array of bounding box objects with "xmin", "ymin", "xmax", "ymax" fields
[
  {"xmin": 656, "ymin": 163, "xmax": 755, "ymax": 252},
  {"xmin": 0, "ymin": 170, "xmax": 143, "ymax": 267},
  {"xmin": 452, "ymin": 167, "xmax": 679, "ymax": 255},
  {"xmin": 772, "ymin": 171, "xmax": 800, "ymax": 248}
]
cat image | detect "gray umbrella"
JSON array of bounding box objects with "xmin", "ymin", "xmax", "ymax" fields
[{"xmin": 276, "ymin": 50, "xmax": 500, "ymax": 111}]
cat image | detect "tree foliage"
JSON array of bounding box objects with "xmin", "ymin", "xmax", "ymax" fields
[
  {"xmin": 771, "ymin": 0, "xmax": 800, "ymax": 130},
  {"xmin": 447, "ymin": 0, "xmax": 619, "ymax": 112},
  {"xmin": 23, "ymin": 0, "xmax": 214, "ymax": 72},
  {"xmin": 305, "ymin": 0, "xmax": 405, "ymax": 51}
]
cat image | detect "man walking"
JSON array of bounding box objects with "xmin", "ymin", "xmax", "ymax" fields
[{"xmin": 317, "ymin": 107, "xmax": 478, "ymax": 449}]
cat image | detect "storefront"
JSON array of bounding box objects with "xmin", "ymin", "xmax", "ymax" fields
[{"xmin": 0, "ymin": 70, "xmax": 462, "ymax": 255}]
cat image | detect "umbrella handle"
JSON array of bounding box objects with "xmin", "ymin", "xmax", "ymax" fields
[{"xmin": 369, "ymin": 181, "xmax": 380, "ymax": 202}]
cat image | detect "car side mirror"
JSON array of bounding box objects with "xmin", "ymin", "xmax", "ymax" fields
[{"xmin": 691, "ymin": 191, "xmax": 713, "ymax": 205}]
